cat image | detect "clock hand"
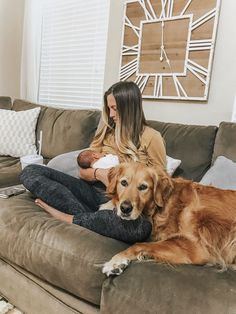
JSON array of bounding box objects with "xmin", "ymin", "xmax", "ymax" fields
[
  {"xmin": 160, "ymin": 21, "xmax": 164, "ymax": 62},
  {"xmin": 160, "ymin": 45, "xmax": 173, "ymax": 73},
  {"xmin": 162, "ymin": 47, "xmax": 172, "ymax": 70},
  {"xmin": 159, "ymin": 20, "xmax": 172, "ymax": 71}
]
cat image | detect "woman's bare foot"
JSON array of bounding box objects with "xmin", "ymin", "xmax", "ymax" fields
[{"xmin": 35, "ymin": 199, "xmax": 73, "ymax": 223}]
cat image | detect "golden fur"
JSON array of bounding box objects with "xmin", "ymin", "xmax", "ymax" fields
[{"xmin": 102, "ymin": 162, "xmax": 236, "ymax": 276}]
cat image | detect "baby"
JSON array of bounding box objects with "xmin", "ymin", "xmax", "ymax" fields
[
  {"xmin": 77, "ymin": 150, "xmax": 119, "ymax": 211},
  {"xmin": 77, "ymin": 150, "xmax": 119, "ymax": 169}
]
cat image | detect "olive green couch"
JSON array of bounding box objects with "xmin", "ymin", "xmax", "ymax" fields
[{"xmin": 0, "ymin": 97, "xmax": 236, "ymax": 314}]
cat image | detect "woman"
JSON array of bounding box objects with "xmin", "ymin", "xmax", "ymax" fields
[{"xmin": 20, "ymin": 81, "xmax": 166, "ymax": 243}]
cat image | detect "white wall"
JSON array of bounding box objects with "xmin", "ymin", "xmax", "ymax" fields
[
  {"xmin": 1, "ymin": 0, "xmax": 235, "ymax": 126},
  {"xmin": 0, "ymin": 0, "xmax": 25, "ymax": 98},
  {"xmin": 105, "ymin": 0, "xmax": 236, "ymax": 126}
]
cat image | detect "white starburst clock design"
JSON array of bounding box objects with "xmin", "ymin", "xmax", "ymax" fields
[{"xmin": 119, "ymin": 0, "xmax": 221, "ymax": 100}]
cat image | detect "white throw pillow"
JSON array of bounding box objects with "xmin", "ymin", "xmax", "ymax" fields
[
  {"xmin": 0, "ymin": 107, "xmax": 41, "ymax": 157},
  {"xmin": 47, "ymin": 150, "xmax": 81, "ymax": 177},
  {"xmin": 200, "ymin": 156, "xmax": 236, "ymax": 190},
  {"xmin": 48, "ymin": 151, "xmax": 182, "ymax": 178},
  {"xmin": 166, "ymin": 155, "xmax": 181, "ymax": 176}
]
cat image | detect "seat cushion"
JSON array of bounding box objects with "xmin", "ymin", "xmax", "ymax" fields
[
  {"xmin": 101, "ymin": 262, "xmax": 236, "ymax": 314},
  {"xmin": 148, "ymin": 120, "xmax": 218, "ymax": 181},
  {"xmin": 0, "ymin": 257, "xmax": 99, "ymax": 314},
  {"xmin": 0, "ymin": 193, "xmax": 128, "ymax": 305},
  {"xmin": 0, "ymin": 156, "xmax": 21, "ymax": 187}
]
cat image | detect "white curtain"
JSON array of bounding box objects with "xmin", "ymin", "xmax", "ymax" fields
[
  {"xmin": 38, "ymin": 0, "xmax": 110, "ymax": 109},
  {"xmin": 232, "ymin": 95, "xmax": 236, "ymax": 122},
  {"xmin": 21, "ymin": 0, "xmax": 109, "ymax": 108},
  {"xmin": 20, "ymin": 0, "xmax": 44, "ymax": 102}
]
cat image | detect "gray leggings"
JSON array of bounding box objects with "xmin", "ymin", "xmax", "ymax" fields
[{"xmin": 20, "ymin": 164, "xmax": 152, "ymax": 244}]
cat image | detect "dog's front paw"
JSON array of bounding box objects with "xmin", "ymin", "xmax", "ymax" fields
[{"xmin": 102, "ymin": 257, "xmax": 130, "ymax": 277}]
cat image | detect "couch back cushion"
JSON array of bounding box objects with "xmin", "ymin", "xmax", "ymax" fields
[
  {"xmin": 0, "ymin": 97, "xmax": 12, "ymax": 109},
  {"xmin": 212, "ymin": 122, "xmax": 236, "ymax": 163},
  {"xmin": 12, "ymin": 100, "xmax": 101, "ymax": 159},
  {"xmin": 148, "ymin": 120, "xmax": 218, "ymax": 181}
]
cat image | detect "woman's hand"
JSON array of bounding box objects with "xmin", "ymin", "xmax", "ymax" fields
[
  {"xmin": 95, "ymin": 168, "xmax": 109, "ymax": 186},
  {"xmin": 79, "ymin": 167, "xmax": 110, "ymax": 186},
  {"xmin": 79, "ymin": 168, "xmax": 96, "ymax": 182}
]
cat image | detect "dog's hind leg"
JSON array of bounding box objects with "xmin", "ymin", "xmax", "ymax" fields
[{"xmin": 102, "ymin": 236, "xmax": 208, "ymax": 276}]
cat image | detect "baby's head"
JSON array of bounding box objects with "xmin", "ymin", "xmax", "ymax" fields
[{"xmin": 77, "ymin": 150, "xmax": 104, "ymax": 168}]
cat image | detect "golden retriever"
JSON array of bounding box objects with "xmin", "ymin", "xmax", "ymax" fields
[{"xmin": 102, "ymin": 162, "xmax": 236, "ymax": 276}]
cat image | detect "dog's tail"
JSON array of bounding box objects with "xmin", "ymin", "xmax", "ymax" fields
[{"xmin": 198, "ymin": 223, "xmax": 236, "ymax": 271}]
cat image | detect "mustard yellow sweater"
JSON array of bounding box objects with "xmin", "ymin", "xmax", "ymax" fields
[{"xmin": 90, "ymin": 126, "xmax": 166, "ymax": 169}]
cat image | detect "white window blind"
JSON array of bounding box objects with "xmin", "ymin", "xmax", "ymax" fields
[{"xmin": 38, "ymin": 0, "xmax": 110, "ymax": 109}]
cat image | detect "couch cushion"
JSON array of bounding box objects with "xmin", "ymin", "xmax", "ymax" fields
[
  {"xmin": 0, "ymin": 193, "xmax": 128, "ymax": 305},
  {"xmin": 148, "ymin": 120, "xmax": 218, "ymax": 181},
  {"xmin": 0, "ymin": 156, "xmax": 21, "ymax": 188},
  {"xmin": 101, "ymin": 262, "xmax": 236, "ymax": 314},
  {"xmin": 0, "ymin": 96, "xmax": 12, "ymax": 109},
  {"xmin": 212, "ymin": 122, "xmax": 236, "ymax": 163},
  {"xmin": 12, "ymin": 100, "xmax": 101, "ymax": 159}
]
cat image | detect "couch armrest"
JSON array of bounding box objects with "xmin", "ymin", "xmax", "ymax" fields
[{"xmin": 0, "ymin": 97, "xmax": 12, "ymax": 110}]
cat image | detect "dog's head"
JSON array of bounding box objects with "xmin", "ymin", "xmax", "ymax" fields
[{"xmin": 107, "ymin": 162, "xmax": 173, "ymax": 220}]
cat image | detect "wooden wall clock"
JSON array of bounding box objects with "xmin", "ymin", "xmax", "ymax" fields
[{"xmin": 119, "ymin": 0, "xmax": 221, "ymax": 100}]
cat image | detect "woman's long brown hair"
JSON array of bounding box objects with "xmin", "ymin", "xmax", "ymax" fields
[{"xmin": 92, "ymin": 81, "xmax": 147, "ymax": 161}]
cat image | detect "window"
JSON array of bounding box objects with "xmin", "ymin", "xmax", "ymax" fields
[{"xmin": 38, "ymin": 0, "xmax": 110, "ymax": 109}]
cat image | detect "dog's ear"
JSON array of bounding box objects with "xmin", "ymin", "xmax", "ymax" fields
[
  {"xmin": 152, "ymin": 167, "xmax": 173, "ymax": 207},
  {"xmin": 106, "ymin": 166, "xmax": 120, "ymax": 195}
]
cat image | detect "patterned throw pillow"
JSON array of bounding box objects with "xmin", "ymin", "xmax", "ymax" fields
[{"xmin": 0, "ymin": 107, "xmax": 41, "ymax": 157}]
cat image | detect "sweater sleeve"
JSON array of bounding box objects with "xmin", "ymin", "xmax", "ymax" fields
[{"xmin": 145, "ymin": 129, "xmax": 167, "ymax": 170}]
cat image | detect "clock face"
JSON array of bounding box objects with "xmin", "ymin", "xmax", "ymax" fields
[{"xmin": 120, "ymin": 0, "xmax": 221, "ymax": 100}]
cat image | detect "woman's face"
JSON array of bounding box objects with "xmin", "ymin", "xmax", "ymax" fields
[{"xmin": 107, "ymin": 94, "xmax": 118, "ymax": 123}]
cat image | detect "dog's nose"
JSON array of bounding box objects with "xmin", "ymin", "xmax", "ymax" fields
[{"xmin": 120, "ymin": 200, "xmax": 133, "ymax": 214}]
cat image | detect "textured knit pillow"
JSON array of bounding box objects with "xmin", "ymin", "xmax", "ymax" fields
[
  {"xmin": 48, "ymin": 151, "xmax": 182, "ymax": 178},
  {"xmin": 0, "ymin": 107, "xmax": 41, "ymax": 157}
]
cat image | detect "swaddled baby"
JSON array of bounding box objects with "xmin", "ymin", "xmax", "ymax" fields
[
  {"xmin": 77, "ymin": 150, "xmax": 119, "ymax": 210},
  {"xmin": 77, "ymin": 150, "xmax": 119, "ymax": 169}
]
